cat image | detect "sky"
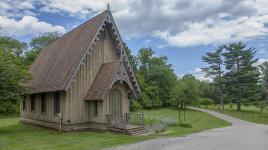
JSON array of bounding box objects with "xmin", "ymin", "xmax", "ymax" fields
[{"xmin": 1, "ymin": 0, "xmax": 268, "ymax": 80}]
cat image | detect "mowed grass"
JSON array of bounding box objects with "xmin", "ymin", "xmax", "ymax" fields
[
  {"xmin": 139, "ymin": 108, "xmax": 231, "ymax": 136},
  {"xmin": 0, "ymin": 108, "xmax": 230, "ymax": 150},
  {"xmin": 208, "ymin": 104, "xmax": 268, "ymax": 125}
]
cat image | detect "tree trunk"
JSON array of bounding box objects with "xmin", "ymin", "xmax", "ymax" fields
[
  {"xmin": 220, "ymin": 86, "xmax": 224, "ymax": 110},
  {"xmin": 237, "ymin": 100, "xmax": 241, "ymax": 111},
  {"xmin": 237, "ymin": 85, "xmax": 242, "ymax": 111}
]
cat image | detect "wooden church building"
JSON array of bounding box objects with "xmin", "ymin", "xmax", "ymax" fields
[{"xmin": 20, "ymin": 8, "xmax": 142, "ymax": 132}]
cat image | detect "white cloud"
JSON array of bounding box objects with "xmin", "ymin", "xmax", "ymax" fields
[
  {"xmin": 36, "ymin": 0, "xmax": 268, "ymax": 47},
  {"xmin": 1, "ymin": 0, "xmax": 268, "ymax": 47},
  {"xmin": 255, "ymin": 58, "xmax": 268, "ymax": 66},
  {"xmin": 154, "ymin": 15, "xmax": 268, "ymax": 47},
  {"xmin": 259, "ymin": 49, "xmax": 267, "ymax": 54},
  {"xmin": 189, "ymin": 67, "xmax": 212, "ymax": 81},
  {"xmin": 0, "ymin": 16, "xmax": 66, "ymax": 37},
  {"xmin": 0, "ymin": 0, "xmax": 36, "ymax": 18}
]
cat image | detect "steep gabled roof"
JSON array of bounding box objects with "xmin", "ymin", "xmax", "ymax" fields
[
  {"xmin": 84, "ymin": 61, "xmax": 137, "ymax": 101},
  {"xmin": 84, "ymin": 61, "xmax": 120, "ymax": 100},
  {"xmin": 29, "ymin": 11, "xmax": 109, "ymax": 93},
  {"xmin": 29, "ymin": 9, "xmax": 140, "ymax": 94}
]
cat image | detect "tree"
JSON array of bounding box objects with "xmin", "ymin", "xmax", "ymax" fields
[
  {"xmin": 259, "ymin": 61, "xmax": 268, "ymax": 88},
  {"xmin": 223, "ymin": 42, "xmax": 260, "ymax": 111},
  {"xmin": 0, "ymin": 44, "xmax": 30, "ymax": 115},
  {"xmin": 124, "ymin": 43, "xmax": 138, "ymax": 72},
  {"xmin": 136, "ymin": 47, "xmax": 177, "ymax": 108},
  {"xmin": 198, "ymin": 98, "xmax": 213, "ymax": 108},
  {"xmin": 199, "ymin": 81, "xmax": 219, "ymax": 104},
  {"xmin": 202, "ymin": 46, "xmax": 225, "ymax": 110},
  {"xmin": 24, "ymin": 32, "xmax": 61, "ymax": 65},
  {"xmin": 0, "ymin": 36, "xmax": 27, "ymax": 57},
  {"xmin": 174, "ymin": 75, "xmax": 200, "ymax": 108},
  {"xmin": 29, "ymin": 32, "xmax": 61, "ymax": 51}
]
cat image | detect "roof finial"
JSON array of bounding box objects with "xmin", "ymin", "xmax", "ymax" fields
[{"xmin": 106, "ymin": 3, "xmax": 110, "ymax": 11}]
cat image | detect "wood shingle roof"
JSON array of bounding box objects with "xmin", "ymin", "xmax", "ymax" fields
[
  {"xmin": 29, "ymin": 11, "xmax": 109, "ymax": 93},
  {"xmin": 84, "ymin": 61, "xmax": 120, "ymax": 100}
]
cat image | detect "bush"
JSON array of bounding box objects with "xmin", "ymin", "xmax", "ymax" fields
[
  {"xmin": 229, "ymin": 102, "xmax": 233, "ymax": 109},
  {"xmin": 144, "ymin": 118, "xmax": 157, "ymax": 126},
  {"xmin": 0, "ymin": 99, "xmax": 20, "ymax": 116},
  {"xmin": 130, "ymin": 100, "xmax": 143, "ymax": 112},
  {"xmin": 179, "ymin": 122, "xmax": 192, "ymax": 128},
  {"xmin": 192, "ymin": 101, "xmax": 201, "ymax": 108},
  {"xmin": 198, "ymin": 98, "xmax": 213, "ymax": 108}
]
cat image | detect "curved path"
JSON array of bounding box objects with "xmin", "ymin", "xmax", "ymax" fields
[{"xmin": 109, "ymin": 108, "xmax": 268, "ymax": 150}]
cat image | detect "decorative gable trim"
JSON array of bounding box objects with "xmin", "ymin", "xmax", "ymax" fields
[
  {"xmin": 64, "ymin": 10, "xmax": 140, "ymax": 95},
  {"xmin": 110, "ymin": 61, "xmax": 137, "ymax": 97}
]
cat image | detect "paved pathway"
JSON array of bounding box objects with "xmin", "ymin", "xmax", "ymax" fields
[{"xmin": 109, "ymin": 108, "xmax": 268, "ymax": 150}]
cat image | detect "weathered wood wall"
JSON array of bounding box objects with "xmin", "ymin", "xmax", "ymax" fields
[
  {"xmin": 20, "ymin": 92, "xmax": 65, "ymax": 123},
  {"xmin": 65, "ymin": 27, "xmax": 120, "ymax": 124},
  {"xmin": 20, "ymin": 26, "xmax": 130, "ymax": 128}
]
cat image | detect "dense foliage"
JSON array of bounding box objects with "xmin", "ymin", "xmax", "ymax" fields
[
  {"xmin": 135, "ymin": 48, "xmax": 177, "ymax": 108},
  {"xmin": 0, "ymin": 37, "xmax": 29, "ymax": 115},
  {"xmin": 0, "ymin": 32, "xmax": 60, "ymax": 115},
  {"xmin": 202, "ymin": 42, "xmax": 262, "ymax": 111}
]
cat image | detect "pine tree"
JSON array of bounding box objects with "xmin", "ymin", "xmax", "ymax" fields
[
  {"xmin": 223, "ymin": 42, "xmax": 260, "ymax": 111},
  {"xmin": 202, "ymin": 46, "xmax": 225, "ymax": 110}
]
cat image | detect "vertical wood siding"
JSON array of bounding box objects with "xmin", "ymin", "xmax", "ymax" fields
[
  {"xmin": 65, "ymin": 28, "xmax": 119, "ymax": 124},
  {"xmin": 21, "ymin": 92, "xmax": 65, "ymax": 123},
  {"xmin": 20, "ymin": 27, "xmax": 130, "ymax": 126}
]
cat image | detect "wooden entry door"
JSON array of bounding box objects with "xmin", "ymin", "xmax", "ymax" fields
[{"xmin": 109, "ymin": 89, "xmax": 122, "ymax": 115}]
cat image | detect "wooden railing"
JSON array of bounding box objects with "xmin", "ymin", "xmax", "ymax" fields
[
  {"xmin": 125, "ymin": 113, "xmax": 144, "ymax": 127},
  {"xmin": 106, "ymin": 113, "xmax": 144, "ymax": 129}
]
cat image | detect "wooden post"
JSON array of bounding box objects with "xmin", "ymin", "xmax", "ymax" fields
[
  {"xmin": 141, "ymin": 112, "xmax": 144, "ymax": 127},
  {"xmin": 58, "ymin": 112, "xmax": 63, "ymax": 132},
  {"xmin": 124, "ymin": 114, "xmax": 127, "ymax": 134}
]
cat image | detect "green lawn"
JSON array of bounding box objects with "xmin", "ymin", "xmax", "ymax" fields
[
  {"xmin": 208, "ymin": 105, "xmax": 268, "ymax": 125},
  {"xmin": 139, "ymin": 108, "xmax": 231, "ymax": 136},
  {"xmin": 0, "ymin": 108, "xmax": 230, "ymax": 150}
]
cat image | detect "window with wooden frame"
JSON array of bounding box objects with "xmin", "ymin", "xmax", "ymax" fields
[
  {"xmin": 41, "ymin": 93, "xmax": 46, "ymax": 113},
  {"xmin": 54, "ymin": 92, "xmax": 60, "ymax": 114},
  {"xmin": 30, "ymin": 95, "xmax": 36, "ymax": 112},
  {"xmin": 93, "ymin": 101, "xmax": 98, "ymax": 117}
]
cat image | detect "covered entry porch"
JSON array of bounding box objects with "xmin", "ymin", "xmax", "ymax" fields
[{"xmin": 106, "ymin": 81, "xmax": 145, "ymax": 135}]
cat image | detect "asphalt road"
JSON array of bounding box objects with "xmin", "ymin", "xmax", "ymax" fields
[{"xmin": 109, "ymin": 107, "xmax": 268, "ymax": 150}]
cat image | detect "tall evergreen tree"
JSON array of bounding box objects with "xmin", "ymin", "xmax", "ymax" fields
[
  {"xmin": 223, "ymin": 42, "xmax": 260, "ymax": 111},
  {"xmin": 202, "ymin": 46, "xmax": 225, "ymax": 110}
]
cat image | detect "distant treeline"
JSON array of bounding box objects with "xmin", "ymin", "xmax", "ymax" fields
[{"xmin": 0, "ymin": 32, "xmax": 267, "ymax": 115}]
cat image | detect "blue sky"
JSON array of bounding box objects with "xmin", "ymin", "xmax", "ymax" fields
[{"xmin": 1, "ymin": 0, "xmax": 268, "ymax": 80}]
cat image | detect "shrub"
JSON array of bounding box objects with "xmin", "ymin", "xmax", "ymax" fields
[
  {"xmin": 130, "ymin": 100, "xmax": 143, "ymax": 112},
  {"xmin": 192, "ymin": 101, "xmax": 201, "ymax": 108},
  {"xmin": 198, "ymin": 98, "xmax": 213, "ymax": 108},
  {"xmin": 179, "ymin": 122, "xmax": 192, "ymax": 128},
  {"xmin": 144, "ymin": 118, "xmax": 157, "ymax": 126},
  {"xmin": 229, "ymin": 102, "xmax": 233, "ymax": 109}
]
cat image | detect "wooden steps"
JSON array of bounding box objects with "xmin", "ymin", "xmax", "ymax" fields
[{"xmin": 108, "ymin": 125, "xmax": 147, "ymax": 135}]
